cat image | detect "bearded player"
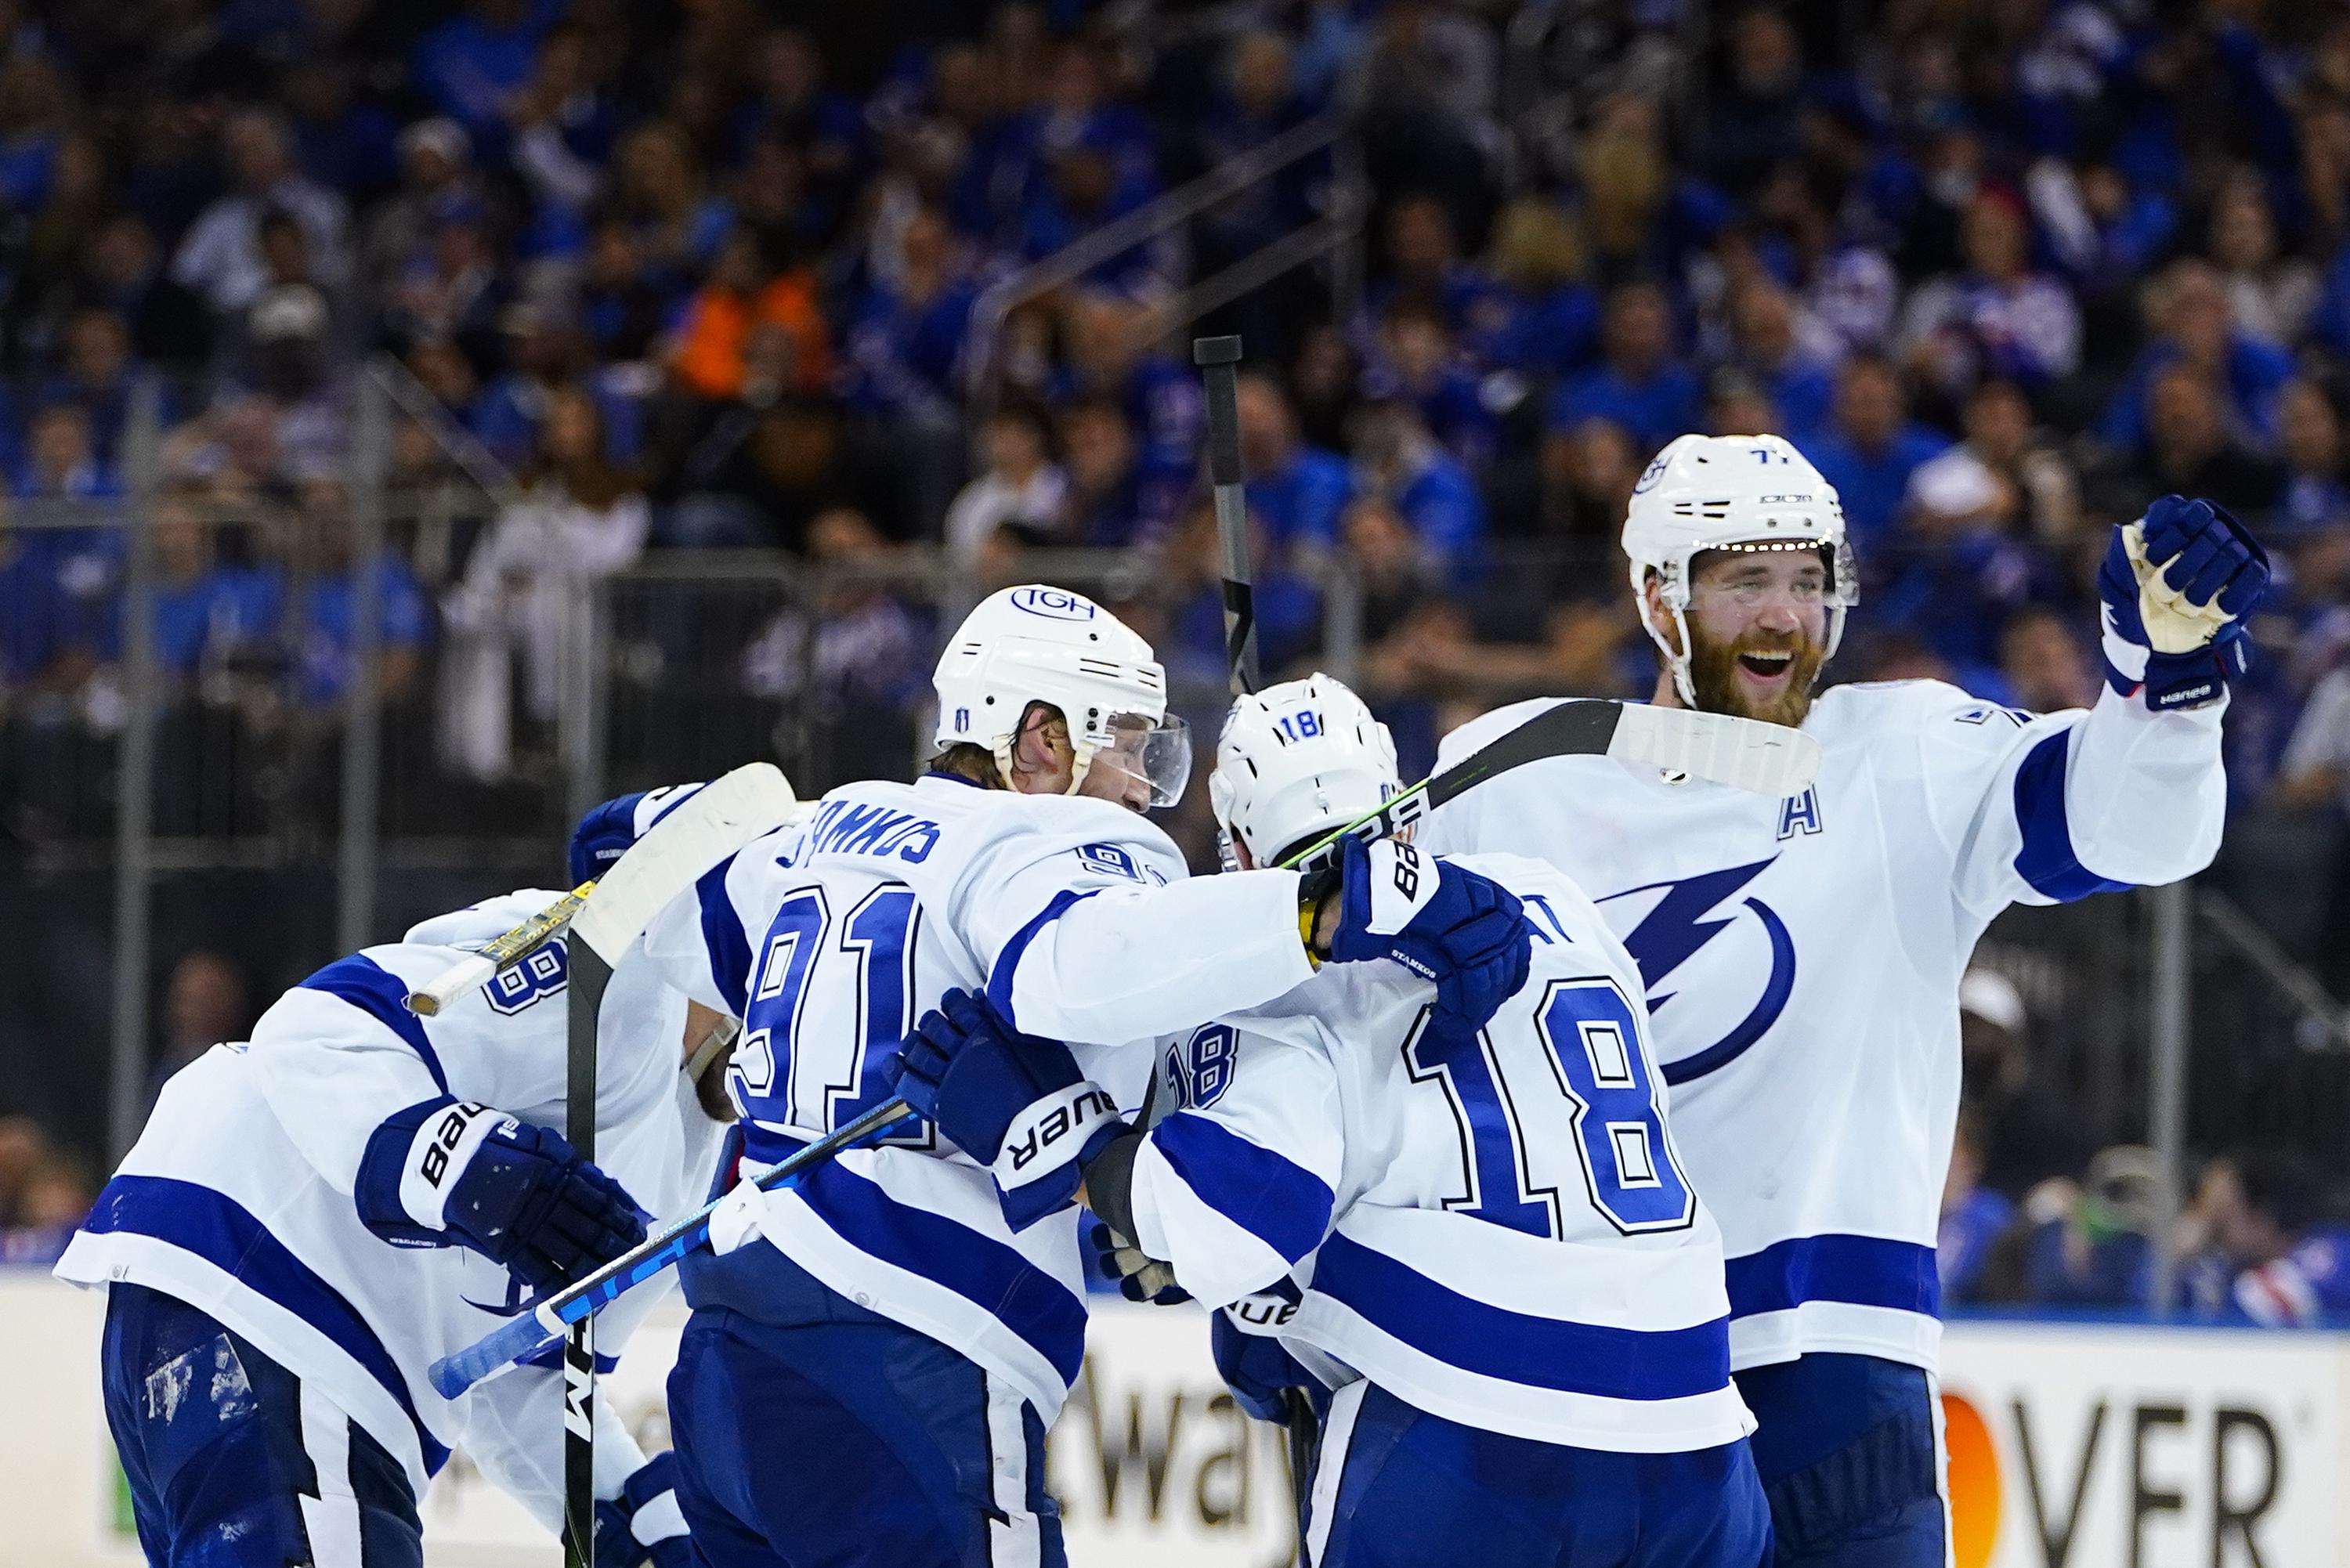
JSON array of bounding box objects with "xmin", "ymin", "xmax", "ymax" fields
[{"xmin": 1416, "ymin": 434, "xmax": 2267, "ymax": 1566}]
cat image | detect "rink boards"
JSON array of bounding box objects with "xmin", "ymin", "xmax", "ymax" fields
[{"xmin": 6, "ymin": 1270, "xmax": 2349, "ymax": 1568}]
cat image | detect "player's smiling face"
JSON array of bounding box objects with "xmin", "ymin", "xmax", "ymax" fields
[{"xmin": 1676, "ymin": 546, "xmax": 1830, "ymax": 726}]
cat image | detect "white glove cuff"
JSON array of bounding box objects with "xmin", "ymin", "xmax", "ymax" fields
[
  {"xmin": 395, "ymin": 1101, "xmax": 507, "ymax": 1230},
  {"xmin": 1358, "ymin": 841, "xmax": 1439, "ymax": 937},
  {"xmin": 632, "ymin": 1486, "xmax": 689, "ymax": 1544},
  {"xmin": 992, "ymin": 1080, "xmax": 1118, "ymax": 1192}
]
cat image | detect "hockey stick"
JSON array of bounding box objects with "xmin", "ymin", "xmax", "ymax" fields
[
  {"xmin": 1195, "ymin": 331, "xmax": 1321, "ymax": 1515},
  {"xmin": 405, "ymin": 770, "xmax": 805, "ymax": 1017},
  {"xmin": 428, "ymin": 701, "xmax": 1822, "ymax": 1399},
  {"xmin": 562, "ymin": 927, "xmax": 604, "ymax": 1567},
  {"xmin": 1195, "ymin": 334, "xmax": 1258, "ymax": 694}
]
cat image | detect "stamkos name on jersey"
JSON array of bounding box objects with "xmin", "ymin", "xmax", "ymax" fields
[{"xmin": 798, "ymin": 800, "xmax": 942, "ymax": 864}]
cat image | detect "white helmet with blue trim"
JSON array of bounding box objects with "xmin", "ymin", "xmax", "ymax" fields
[
  {"xmin": 1209, "ymin": 673, "xmax": 1400, "ymax": 866},
  {"xmin": 1622, "ymin": 433, "xmax": 1858, "ymax": 705},
  {"xmin": 933, "ymin": 583, "xmax": 1191, "ymax": 806}
]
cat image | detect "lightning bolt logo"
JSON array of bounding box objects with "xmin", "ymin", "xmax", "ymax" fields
[{"xmin": 1602, "ymin": 858, "xmax": 1796, "ymax": 1085}]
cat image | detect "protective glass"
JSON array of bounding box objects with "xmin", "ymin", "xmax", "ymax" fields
[{"xmin": 1083, "ymin": 711, "xmax": 1193, "ymax": 809}]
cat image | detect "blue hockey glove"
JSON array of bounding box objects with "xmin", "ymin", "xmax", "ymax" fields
[
  {"xmin": 356, "ymin": 1098, "xmax": 647, "ymax": 1292},
  {"xmin": 1213, "ymin": 1285, "xmax": 1313, "ymax": 1423},
  {"xmin": 594, "ymin": 1452, "xmax": 693, "ymax": 1568},
  {"xmin": 1090, "ymin": 1218, "xmax": 1190, "ymax": 1306},
  {"xmin": 2097, "ymin": 495, "xmax": 2271, "ymax": 710},
  {"xmin": 567, "ymin": 783, "xmax": 706, "ymax": 885},
  {"xmin": 1319, "ymin": 838, "xmax": 1533, "ymax": 1031},
  {"xmin": 886, "ymin": 988, "xmax": 1129, "ymax": 1229}
]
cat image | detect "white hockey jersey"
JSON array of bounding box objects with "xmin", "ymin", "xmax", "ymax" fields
[
  {"xmin": 56, "ymin": 894, "xmax": 730, "ymax": 1523},
  {"xmin": 1127, "ymin": 853, "xmax": 1754, "ymax": 1454},
  {"xmin": 638, "ymin": 770, "xmax": 1320, "ymax": 1421},
  {"xmin": 1417, "ymin": 682, "xmax": 2225, "ymax": 1374}
]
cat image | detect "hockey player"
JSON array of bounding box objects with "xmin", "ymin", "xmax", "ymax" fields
[
  {"xmin": 885, "ymin": 674, "xmax": 1770, "ymax": 1567},
  {"xmin": 56, "ymin": 884, "xmax": 732, "ymax": 1567},
  {"xmin": 632, "ymin": 584, "xmax": 1531, "ymax": 1568},
  {"xmin": 1415, "ymin": 435, "xmax": 2266, "ymax": 1566}
]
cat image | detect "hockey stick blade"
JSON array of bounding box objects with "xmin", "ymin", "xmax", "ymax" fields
[
  {"xmin": 405, "ymin": 764, "xmax": 801, "ymax": 1016},
  {"xmin": 1284, "ymin": 700, "xmax": 1818, "ymax": 877}
]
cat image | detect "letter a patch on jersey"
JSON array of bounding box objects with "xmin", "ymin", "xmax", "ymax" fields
[{"xmin": 1777, "ymin": 786, "xmax": 1824, "ymax": 841}]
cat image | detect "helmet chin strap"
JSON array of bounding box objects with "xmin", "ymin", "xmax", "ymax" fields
[{"xmin": 1640, "ymin": 595, "xmax": 1701, "ymax": 708}]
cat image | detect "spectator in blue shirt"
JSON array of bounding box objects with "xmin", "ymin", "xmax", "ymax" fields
[
  {"xmin": 1547, "ymin": 280, "xmax": 1704, "ymax": 457},
  {"xmin": 1806, "ymin": 353, "xmax": 1950, "ymax": 548},
  {"xmin": 112, "ymin": 493, "xmax": 275, "ymax": 675},
  {"xmin": 1358, "ymin": 194, "xmax": 1502, "ymax": 359},
  {"xmin": 1236, "ymin": 373, "xmax": 1350, "ymax": 557},
  {"xmin": 2100, "ymin": 258, "xmax": 2295, "ymax": 455},
  {"xmin": 412, "ymin": 0, "xmax": 560, "ymax": 158},
  {"xmin": 840, "ymin": 208, "xmax": 976, "ymax": 435},
  {"xmin": 266, "ymin": 477, "xmax": 428, "ymax": 708},
  {"xmin": 1362, "ymin": 296, "xmax": 1500, "ymax": 471},
  {"xmin": 1723, "ymin": 276, "xmax": 1836, "ymax": 444},
  {"xmin": 1052, "ymin": 291, "xmax": 1202, "ymax": 526},
  {"xmin": 0, "ymin": 503, "xmax": 82, "ymax": 699},
  {"xmin": 1350, "ymin": 397, "xmax": 1486, "ymax": 586},
  {"xmin": 1479, "ymin": 197, "xmax": 1600, "ymax": 380}
]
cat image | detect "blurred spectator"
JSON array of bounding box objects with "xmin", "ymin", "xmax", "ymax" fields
[
  {"xmin": 0, "ymin": 1114, "xmax": 91, "ymax": 1262},
  {"xmin": 1363, "ymin": 295, "xmax": 1499, "ymax": 470},
  {"xmin": 2178, "ymin": 1151, "xmax": 2350, "ymax": 1325},
  {"xmin": 42, "ymin": 309, "xmax": 145, "ymax": 468},
  {"xmin": 1900, "ymin": 187, "xmax": 2081, "ymax": 401},
  {"xmin": 2276, "ymin": 664, "xmax": 2350, "ymax": 817},
  {"xmin": 361, "ymin": 118, "xmax": 478, "ymax": 298},
  {"xmin": 1875, "ymin": 453, "xmax": 2061, "ymax": 685},
  {"xmin": 841, "ymin": 208, "xmax": 975, "ymax": 436},
  {"xmin": 2100, "ymin": 261, "xmax": 2294, "ymax": 456},
  {"xmin": 1054, "ymin": 399, "xmax": 1147, "ymax": 550},
  {"xmin": 945, "ymin": 401, "xmax": 1065, "ymax": 564},
  {"xmin": 1938, "ymin": 1112, "xmax": 2016, "ymax": 1305},
  {"xmin": 413, "ymin": 0, "xmax": 557, "ymax": 152},
  {"xmin": 742, "ymin": 508, "xmax": 931, "ymax": 783},
  {"xmin": 1548, "ymin": 280, "xmax": 1702, "ymax": 457},
  {"xmin": 0, "ymin": 499, "xmax": 89, "ymax": 706},
  {"xmin": 1807, "ymin": 355, "xmax": 1949, "ymax": 547},
  {"xmin": 171, "ymin": 108, "xmax": 352, "ymax": 320},
  {"xmin": 157, "ymin": 950, "xmax": 250, "ymax": 1082},
  {"xmin": 1353, "ymin": 4, "xmax": 1500, "ymax": 240},
  {"xmin": 69, "ymin": 215, "xmax": 211, "ymax": 372},
  {"xmin": 668, "ymin": 229, "xmax": 830, "ymax": 403},
  {"xmin": 2275, "ymin": 381, "xmax": 2349, "ymax": 535},
  {"xmin": 1721, "ymin": 276, "xmax": 1835, "ymax": 444},
  {"xmin": 1362, "ymin": 194, "xmax": 1500, "ymax": 352},
  {"xmin": 227, "ymin": 210, "xmax": 348, "ymax": 397},
  {"xmin": 1531, "ymin": 416, "xmax": 1640, "ymax": 541},
  {"xmin": 1050, "ymin": 291, "xmax": 1202, "ymax": 529},
  {"xmin": 444, "ymin": 386, "xmax": 646, "ymax": 779},
  {"xmin": 1480, "ymin": 197, "xmax": 1598, "ymax": 380},
  {"xmin": 1999, "ymin": 608, "xmax": 2099, "ymax": 714},
  {"xmin": 1958, "ymin": 967, "xmax": 2090, "ymax": 1197},
  {"xmin": 2090, "ymin": 363, "xmax": 2281, "ymax": 522},
  {"xmin": 136, "ymin": 490, "xmax": 274, "ymax": 676},
  {"xmin": 2020, "ymin": 1146, "xmax": 2160, "ymax": 1308},
  {"xmin": 1239, "ymin": 371, "xmax": 1351, "ymax": 558},
  {"xmin": 1154, "ymin": 494, "xmax": 1323, "ymax": 688},
  {"xmin": 2210, "ymin": 173, "xmax": 2319, "ymax": 349},
  {"xmin": 274, "ymin": 477, "xmax": 428, "ymax": 708},
  {"xmin": 1350, "ymin": 397, "xmax": 1485, "ymax": 584},
  {"xmin": 1910, "ymin": 378, "xmax": 2081, "ymax": 546}
]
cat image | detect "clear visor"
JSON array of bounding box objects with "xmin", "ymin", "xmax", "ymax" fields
[{"xmin": 1082, "ymin": 710, "xmax": 1193, "ymax": 809}]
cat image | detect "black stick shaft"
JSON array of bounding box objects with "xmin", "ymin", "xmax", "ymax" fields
[
  {"xmin": 1195, "ymin": 334, "xmax": 1257, "ymax": 695},
  {"xmin": 562, "ymin": 942, "xmax": 607, "ymax": 1568}
]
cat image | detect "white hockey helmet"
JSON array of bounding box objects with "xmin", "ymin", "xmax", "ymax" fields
[
  {"xmin": 932, "ymin": 583, "xmax": 1191, "ymax": 806},
  {"xmin": 1209, "ymin": 674, "xmax": 1400, "ymax": 866},
  {"xmin": 1622, "ymin": 433, "xmax": 1859, "ymax": 705}
]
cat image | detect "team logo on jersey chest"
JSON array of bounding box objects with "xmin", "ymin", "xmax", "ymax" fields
[{"xmin": 1600, "ymin": 858, "xmax": 1795, "ymax": 1085}]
